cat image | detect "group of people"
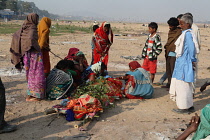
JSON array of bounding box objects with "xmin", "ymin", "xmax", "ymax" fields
[
  {"xmin": 140, "ymin": 13, "xmax": 200, "ymax": 115},
  {"xmin": 0, "ymin": 12, "xmax": 209, "ymax": 139}
]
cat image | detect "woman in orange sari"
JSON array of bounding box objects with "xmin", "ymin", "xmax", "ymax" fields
[
  {"xmin": 93, "ymin": 21, "xmax": 113, "ymax": 68},
  {"xmin": 38, "ymin": 17, "xmax": 51, "ymax": 77}
]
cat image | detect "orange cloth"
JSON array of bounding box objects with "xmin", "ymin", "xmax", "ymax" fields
[{"xmin": 38, "ymin": 17, "xmax": 51, "ymax": 75}]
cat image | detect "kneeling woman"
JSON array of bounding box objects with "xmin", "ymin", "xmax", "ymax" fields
[
  {"xmin": 46, "ymin": 60, "xmax": 74, "ymax": 100},
  {"xmin": 119, "ymin": 61, "xmax": 153, "ymax": 99}
]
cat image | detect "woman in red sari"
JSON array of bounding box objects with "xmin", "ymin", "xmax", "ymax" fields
[{"xmin": 93, "ymin": 21, "xmax": 113, "ymax": 68}]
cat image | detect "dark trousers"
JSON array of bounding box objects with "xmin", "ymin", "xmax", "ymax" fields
[
  {"xmin": 166, "ymin": 56, "xmax": 176, "ymax": 86},
  {"xmin": 0, "ymin": 78, "xmax": 6, "ymax": 129}
]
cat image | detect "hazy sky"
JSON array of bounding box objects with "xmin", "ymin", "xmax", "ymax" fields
[{"xmin": 24, "ymin": 0, "xmax": 210, "ymax": 22}]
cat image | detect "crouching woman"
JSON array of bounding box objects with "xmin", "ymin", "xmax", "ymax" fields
[
  {"xmin": 46, "ymin": 60, "xmax": 74, "ymax": 100},
  {"xmin": 118, "ymin": 61, "xmax": 153, "ymax": 99}
]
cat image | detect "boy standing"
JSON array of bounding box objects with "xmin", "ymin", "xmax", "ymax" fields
[
  {"xmin": 142, "ymin": 22, "xmax": 162, "ymax": 83},
  {"xmin": 169, "ymin": 15, "xmax": 199, "ymax": 114},
  {"xmin": 163, "ymin": 17, "xmax": 182, "ymax": 88}
]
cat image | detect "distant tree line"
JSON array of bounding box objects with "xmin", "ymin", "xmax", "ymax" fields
[{"xmin": 0, "ymin": 0, "xmax": 58, "ymax": 19}]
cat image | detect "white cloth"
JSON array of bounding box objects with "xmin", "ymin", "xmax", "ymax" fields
[
  {"xmin": 169, "ymin": 78, "xmax": 194, "ymax": 109},
  {"xmin": 175, "ymin": 29, "xmax": 199, "ymax": 58},
  {"xmin": 91, "ymin": 61, "xmax": 102, "ymax": 74},
  {"xmin": 191, "ymin": 23, "xmax": 201, "ymax": 49},
  {"xmin": 137, "ymin": 68, "xmax": 152, "ymax": 84}
]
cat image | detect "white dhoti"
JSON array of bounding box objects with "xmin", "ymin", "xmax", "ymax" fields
[{"xmin": 169, "ymin": 78, "xmax": 194, "ymax": 109}]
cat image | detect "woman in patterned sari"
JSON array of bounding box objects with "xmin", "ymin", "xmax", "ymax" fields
[
  {"xmin": 46, "ymin": 60, "xmax": 74, "ymax": 100},
  {"xmin": 118, "ymin": 61, "xmax": 153, "ymax": 99},
  {"xmin": 93, "ymin": 21, "xmax": 113, "ymax": 68},
  {"xmin": 10, "ymin": 13, "xmax": 45, "ymax": 101}
]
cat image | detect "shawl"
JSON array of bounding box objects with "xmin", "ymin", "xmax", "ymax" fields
[
  {"xmin": 91, "ymin": 61, "xmax": 102, "ymax": 74},
  {"xmin": 164, "ymin": 27, "xmax": 182, "ymax": 56},
  {"xmin": 192, "ymin": 104, "xmax": 210, "ymax": 140},
  {"xmin": 129, "ymin": 61, "xmax": 141, "ymax": 70},
  {"xmin": 10, "ymin": 13, "xmax": 40, "ymax": 68},
  {"xmin": 38, "ymin": 17, "xmax": 51, "ymax": 49},
  {"xmin": 175, "ymin": 29, "xmax": 199, "ymax": 58},
  {"xmin": 65, "ymin": 48, "xmax": 79, "ymax": 60}
]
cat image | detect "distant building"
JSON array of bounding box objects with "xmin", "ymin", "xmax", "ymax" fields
[{"xmin": 0, "ymin": 9, "xmax": 15, "ymax": 21}]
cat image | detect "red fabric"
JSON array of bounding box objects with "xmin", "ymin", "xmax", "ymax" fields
[
  {"xmin": 129, "ymin": 61, "xmax": 141, "ymax": 70},
  {"xmin": 93, "ymin": 21, "xmax": 113, "ymax": 67},
  {"xmin": 93, "ymin": 49, "xmax": 109, "ymax": 66},
  {"xmin": 142, "ymin": 58, "xmax": 157, "ymax": 74},
  {"xmin": 126, "ymin": 94, "xmax": 144, "ymax": 99},
  {"xmin": 124, "ymin": 75, "xmax": 143, "ymax": 99},
  {"xmin": 64, "ymin": 48, "xmax": 79, "ymax": 60},
  {"xmin": 41, "ymin": 49, "xmax": 50, "ymax": 76},
  {"xmin": 106, "ymin": 78, "xmax": 123, "ymax": 99}
]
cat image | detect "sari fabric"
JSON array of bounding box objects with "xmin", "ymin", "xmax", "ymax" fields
[
  {"xmin": 93, "ymin": 21, "xmax": 113, "ymax": 67},
  {"xmin": 38, "ymin": 17, "xmax": 51, "ymax": 76},
  {"xmin": 46, "ymin": 68, "xmax": 73, "ymax": 100},
  {"xmin": 24, "ymin": 51, "xmax": 45, "ymax": 99},
  {"xmin": 125, "ymin": 68, "xmax": 153, "ymax": 99}
]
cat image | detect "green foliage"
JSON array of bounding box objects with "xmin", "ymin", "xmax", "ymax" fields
[
  {"xmin": 50, "ymin": 23, "xmax": 92, "ymax": 36},
  {"xmin": 73, "ymin": 77, "xmax": 110, "ymax": 107},
  {"xmin": 0, "ymin": 23, "xmax": 20, "ymax": 34}
]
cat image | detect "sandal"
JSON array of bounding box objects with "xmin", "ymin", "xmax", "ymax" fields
[{"xmin": 153, "ymin": 83, "xmax": 162, "ymax": 86}]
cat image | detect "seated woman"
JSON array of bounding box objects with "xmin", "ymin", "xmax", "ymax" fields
[
  {"xmin": 81, "ymin": 61, "xmax": 107, "ymax": 82},
  {"xmin": 46, "ymin": 60, "xmax": 74, "ymax": 100},
  {"xmin": 118, "ymin": 61, "xmax": 153, "ymax": 99},
  {"xmin": 64, "ymin": 48, "xmax": 88, "ymax": 85}
]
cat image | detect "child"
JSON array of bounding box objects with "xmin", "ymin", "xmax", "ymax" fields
[
  {"xmin": 142, "ymin": 22, "xmax": 162, "ymax": 83},
  {"xmin": 163, "ymin": 17, "xmax": 182, "ymax": 88},
  {"xmin": 169, "ymin": 15, "xmax": 199, "ymax": 114},
  {"xmin": 91, "ymin": 24, "xmax": 99, "ymax": 64}
]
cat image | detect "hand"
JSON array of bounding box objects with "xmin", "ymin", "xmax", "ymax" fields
[
  {"xmin": 101, "ymin": 52, "xmax": 105, "ymax": 57},
  {"xmin": 187, "ymin": 113, "xmax": 200, "ymax": 132},
  {"xmin": 192, "ymin": 62, "xmax": 196, "ymax": 70}
]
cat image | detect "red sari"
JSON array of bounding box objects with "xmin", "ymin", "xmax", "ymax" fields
[{"xmin": 93, "ymin": 22, "xmax": 113, "ymax": 67}]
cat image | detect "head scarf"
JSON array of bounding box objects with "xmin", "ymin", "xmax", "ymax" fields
[
  {"xmin": 95, "ymin": 21, "xmax": 113, "ymax": 44},
  {"xmin": 91, "ymin": 61, "xmax": 102, "ymax": 74},
  {"xmin": 192, "ymin": 104, "xmax": 210, "ymax": 140},
  {"xmin": 64, "ymin": 48, "xmax": 80, "ymax": 60},
  {"xmin": 76, "ymin": 51, "xmax": 84, "ymax": 56},
  {"xmin": 38, "ymin": 17, "xmax": 51, "ymax": 49},
  {"xmin": 129, "ymin": 61, "xmax": 141, "ymax": 70},
  {"xmin": 10, "ymin": 13, "xmax": 40, "ymax": 68}
]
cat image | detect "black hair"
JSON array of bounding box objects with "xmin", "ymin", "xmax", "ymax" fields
[
  {"xmin": 66, "ymin": 60, "xmax": 74, "ymax": 69},
  {"xmin": 93, "ymin": 25, "xmax": 99, "ymax": 32},
  {"xmin": 148, "ymin": 22, "xmax": 158, "ymax": 30},
  {"xmin": 56, "ymin": 60, "xmax": 71, "ymax": 70},
  {"xmin": 167, "ymin": 17, "xmax": 179, "ymax": 27},
  {"xmin": 177, "ymin": 14, "xmax": 183, "ymax": 19},
  {"xmin": 104, "ymin": 24, "xmax": 110, "ymax": 29},
  {"xmin": 101, "ymin": 62, "xmax": 107, "ymax": 70}
]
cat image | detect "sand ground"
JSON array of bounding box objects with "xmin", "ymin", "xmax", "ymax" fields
[{"xmin": 0, "ymin": 21, "xmax": 210, "ymax": 140}]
